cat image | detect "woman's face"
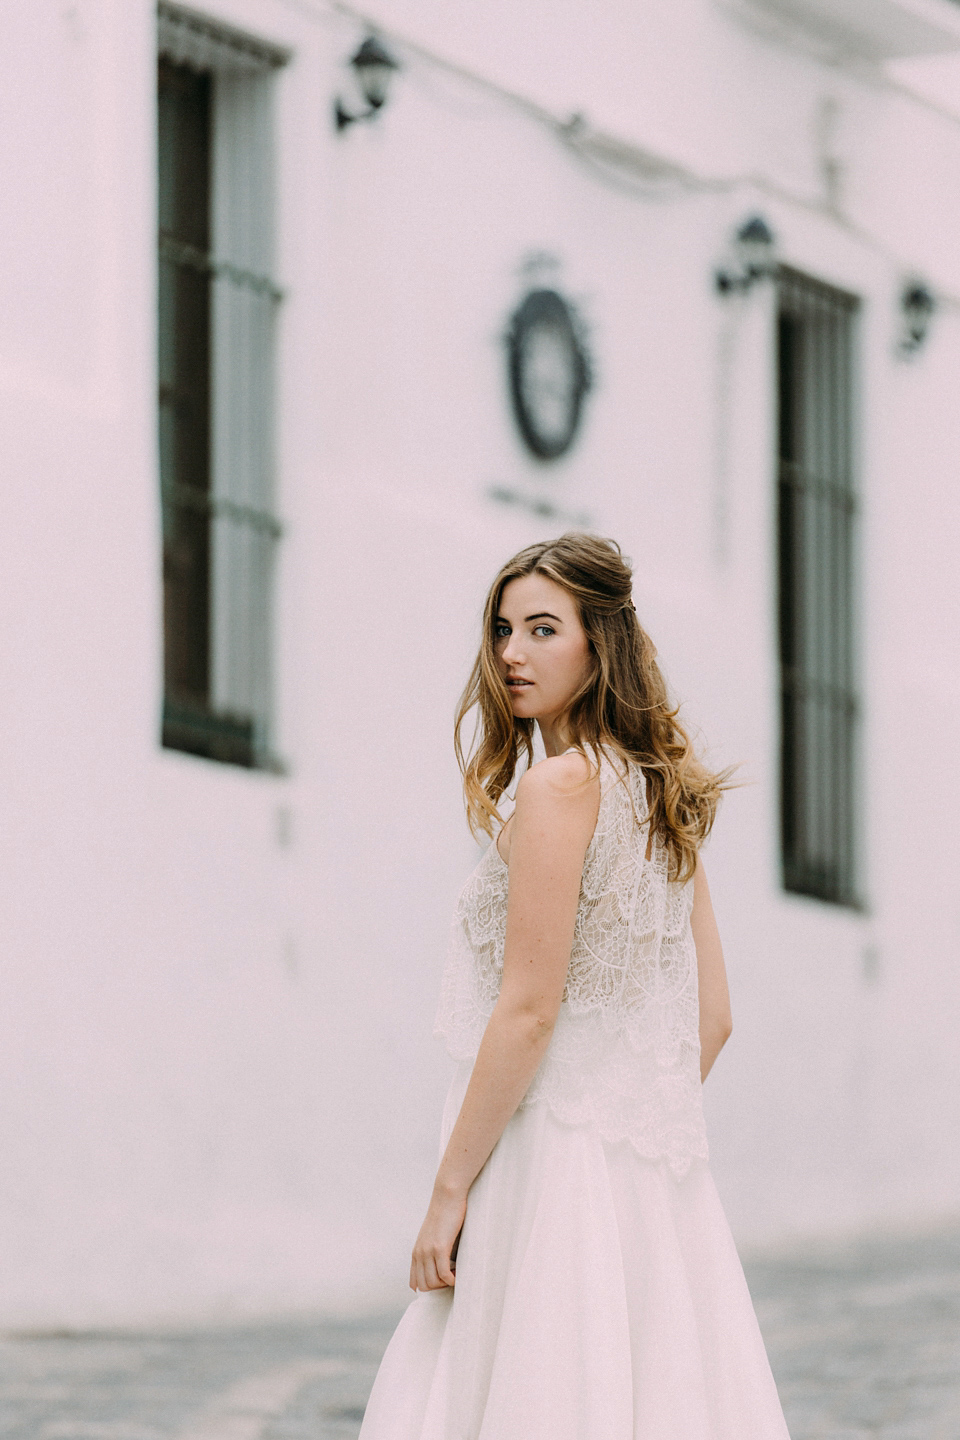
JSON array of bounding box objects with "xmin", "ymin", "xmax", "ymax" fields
[{"xmin": 494, "ymin": 574, "xmax": 593, "ymax": 726}]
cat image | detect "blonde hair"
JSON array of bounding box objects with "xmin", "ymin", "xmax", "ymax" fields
[{"xmin": 454, "ymin": 532, "xmax": 734, "ymax": 883}]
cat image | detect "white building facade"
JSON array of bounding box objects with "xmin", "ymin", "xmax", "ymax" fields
[{"xmin": 3, "ymin": 0, "xmax": 960, "ymax": 1326}]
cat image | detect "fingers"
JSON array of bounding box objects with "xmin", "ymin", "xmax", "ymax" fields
[
  {"xmin": 420, "ymin": 1254, "xmax": 443, "ymax": 1290},
  {"xmin": 435, "ymin": 1250, "xmax": 456, "ymax": 1287},
  {"xmin": 410, "ymin": 1248, "xmax": 456, "ymax": 1291},
  {"xmin": 434, "ymin": 1244, "xmax": 457, "ymax": 1290}
]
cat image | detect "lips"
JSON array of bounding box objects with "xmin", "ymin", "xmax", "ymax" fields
[{"xmin": 506, "ymin": 678, "xmax": 533, "ymax": 689}]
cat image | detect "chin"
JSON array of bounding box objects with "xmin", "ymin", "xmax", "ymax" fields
[{"xmin": 508, "ymin": 695, "xmax": 538, "ymax": 717}]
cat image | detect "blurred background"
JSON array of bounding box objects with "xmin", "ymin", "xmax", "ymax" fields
[{"xmin": 2, "ymin": 0, "xmax": 960, "ymax": 1359}]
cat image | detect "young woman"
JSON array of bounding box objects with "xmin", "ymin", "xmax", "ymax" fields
[{"xmin": 359, "ymin": 532, "xmax": 790, "ymax": 1440}]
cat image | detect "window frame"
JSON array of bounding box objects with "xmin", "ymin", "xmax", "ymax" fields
[{"xmin": 157, "ymin": 4, "xmax": 287, "ymax": 770}]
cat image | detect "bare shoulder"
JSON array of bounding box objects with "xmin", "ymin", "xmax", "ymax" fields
[
  {"xmin": 515, "ymin": 751, "xmax": 600, "ymax": 817},
  {"xmin": 507, "ymin": 753, "xmax": 600, "ymax": 867}
]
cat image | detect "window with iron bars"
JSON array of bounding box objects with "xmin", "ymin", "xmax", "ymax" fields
[
  {"xmin": 157, "ymin": 4, "xmax": 287, "ymax": 768},
  {"xmin": 777, "ymin": 268, "xmax": 860, "ymax": 906}
]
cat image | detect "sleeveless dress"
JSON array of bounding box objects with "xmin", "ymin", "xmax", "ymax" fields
[{"xmin": 359, "ymin": 753, "xmax": 791, "ymax": 1440}]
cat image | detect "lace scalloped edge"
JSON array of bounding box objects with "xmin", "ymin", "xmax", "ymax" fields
[
  {"xmin": 433, "ymin": 1024, "xmax": 710, "ymax": 1180},
  {"xmin": 515, "ymin": 1093, "xmax": 710, "ymax": 1179}
]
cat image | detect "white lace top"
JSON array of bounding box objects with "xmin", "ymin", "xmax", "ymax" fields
[{"xmin": 434, "ymin": 750, "xmax": 708, "ymax": 1177}]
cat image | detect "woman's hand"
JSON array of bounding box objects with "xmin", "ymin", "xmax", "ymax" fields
[{"xmin": 409, "ymin": 1182, "xmax": 467, "ymax": 1292}]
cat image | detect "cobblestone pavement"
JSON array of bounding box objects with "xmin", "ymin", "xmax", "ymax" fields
[
  {"xmin": 748, "ymin": 1227, "xmax": 960, "ymax": 1440},
  {"xmin": 0, "ymin": 1227, "xmax": 957, "ymax": 1440}
]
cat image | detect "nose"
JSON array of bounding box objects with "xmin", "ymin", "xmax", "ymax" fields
[{"xmin": 501, "ymin": 632, "xmax": 526, "ymax": 666}]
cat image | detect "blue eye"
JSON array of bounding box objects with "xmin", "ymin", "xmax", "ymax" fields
[
  {"xmin": 494, "ymin": 623, "xmax": 511, "ymax": 639},
  {"xmin": 533, "ymin": 625, "xmax": 555, "ymax": 637}
]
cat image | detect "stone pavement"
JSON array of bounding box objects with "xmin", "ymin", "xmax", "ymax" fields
[
  {"xmin": 748, "ymin": 1226, "xmax": 960, "ymax": 1440},
  {"xmin": 0, "ymin": 1226, "xmax": 957, "ymax": 1440}
]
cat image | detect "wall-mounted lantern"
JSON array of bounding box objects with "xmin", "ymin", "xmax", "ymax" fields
[
  {"xmin": 716, "ymin": 215, "xmax": 778, "ymax": 295},
  {"xmin": 898, "ymin": 280, "xmax": 936, "ymax": 356},
  {"xmin": 334, "ymin": 35, "xmax": 399, "ymax": 132}
]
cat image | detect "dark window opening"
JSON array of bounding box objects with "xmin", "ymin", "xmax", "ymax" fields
[
  {"xmin": 777, "ymin": 268, "xmax": 859, "ymax": 906},
  {"xmin": 158, "ymin": 59, "xmax": 250, "ymax": 764},
  {"xmin": 157, "ymin": 20, "xmax": 283, "ymax": 770}
]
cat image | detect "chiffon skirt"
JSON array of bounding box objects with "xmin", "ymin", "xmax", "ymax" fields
[{"xmin": 359, "ymin": 1062, "xmax": 791, "ymax": 1440}]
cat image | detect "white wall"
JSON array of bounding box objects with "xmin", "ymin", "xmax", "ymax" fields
[{"xmin": 1, "ymin": 0, "xmax": 959, "ymax": 1325}]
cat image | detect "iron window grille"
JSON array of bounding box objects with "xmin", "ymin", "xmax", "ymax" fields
[
  {"xmin": 157, "ymin": 4, "xmax": 287, "ymax": 768},
  {"xmin": 777, "ymin": 267, "xmax": 860, "ymax": 907}
]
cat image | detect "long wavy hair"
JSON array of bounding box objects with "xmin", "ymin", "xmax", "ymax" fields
[{"xmin": 454, "ymin": 532, "xmax": 734, "ymax": 883}]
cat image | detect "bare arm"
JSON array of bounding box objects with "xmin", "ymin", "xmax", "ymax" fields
[
  {"xmin": 691, "ymin": 856, "xmax": 732, "ymax": 1082},
  {"xmin": 409, "ymin": 753, "xmax": 600, "ymax": 1292}
]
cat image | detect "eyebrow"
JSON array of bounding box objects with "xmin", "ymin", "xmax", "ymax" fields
[{"xmin": 496, "ymin": 612, "xmax": 563, "ymax": 625}]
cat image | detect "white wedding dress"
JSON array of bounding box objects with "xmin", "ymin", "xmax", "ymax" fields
[{"xmin": 359, "ymin": 753, "xmax": 791, "ymax": 1440}]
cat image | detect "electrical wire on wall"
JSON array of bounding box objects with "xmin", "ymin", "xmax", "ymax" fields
[{"xmin": 278, "ymin": 0, "xmax": 960, "ymax": 311}]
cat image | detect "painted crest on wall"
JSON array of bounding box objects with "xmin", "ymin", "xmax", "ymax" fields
[{"xmin": 506, "ymin": 288, "xmax": 592, "ymax": 460}]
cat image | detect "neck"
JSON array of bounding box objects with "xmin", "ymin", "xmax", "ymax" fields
[{"xmin": 538, "ymin": 718, "xmax": 571, "ymax": 757}]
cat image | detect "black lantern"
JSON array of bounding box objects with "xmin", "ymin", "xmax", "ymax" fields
[
  {"xmin": 898, "ymin": 280, "xmax": 936, "ymax": 355},
  {"xmin": 716, "ymin": 215, "xmax": 778, "ymax": 295},
  {"xmin": 335, "ymin": 36, "xmax": 399, "ymax": 131}
]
